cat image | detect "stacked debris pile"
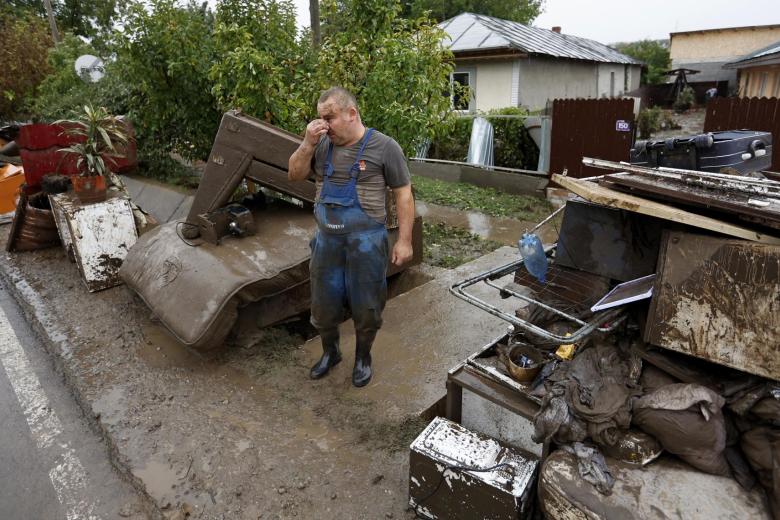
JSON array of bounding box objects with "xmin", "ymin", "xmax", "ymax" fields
[{"xmin": 449, "ymin": 143, "xmax": 780, "ymax": 518}]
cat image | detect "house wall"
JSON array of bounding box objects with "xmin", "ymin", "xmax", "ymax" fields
[
  {"xmin": 454, "ymin": 57, "xmax": 642, "ymax": 112},
  {"xmin": 738, "ymin": 64, "xmax": 780, "ymax": 97},
  {"xmin": 670, "ymin": 26, "xmax": 780, "ymax": 64},
  {"xmin": 454, "ymin": 60, "xmax": 514, "ymax": 112},
  {"xmin": 670, "ymin": 27, "xmax": 780, "ymax": 89},
  {"xmin": 516, "ymin": 57, "xmax": 598, "ymax": 110}
]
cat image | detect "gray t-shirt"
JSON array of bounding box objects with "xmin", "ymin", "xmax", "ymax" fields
[{"xmin": 311, "ymin": 130, "xmax": 410, "ymax": 222}]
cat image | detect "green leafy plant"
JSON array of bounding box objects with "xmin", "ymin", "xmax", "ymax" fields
[
  {"xmin": 0, "ymin": 9, "xmax": 52, "ymax": 120},
  {"xmin": 637, "ymin": 106, "xmax": 662, "ymax": 139},
  {"xmin": 56, "ymin": 105, "xmax": 131, "ymax": 177},
  {"xmin": 673, "ymin": 86, "xmax": 695, "ymax": 114},
  {"xmin": 427, "ymin": 108, "xmax": 539, "ymax": 169},
  {"xmin": 612, "ymin": 39, "xmax": 670, "ymax": 86},
  {"xmin": 316, "ymin": 0, "xmax": 456, "ymax": 155},
  {"xmin": 412, "ymin": 174, "xmax": 552, "ymax": 221}
]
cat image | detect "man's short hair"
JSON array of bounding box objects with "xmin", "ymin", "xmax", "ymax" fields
[{"xmin": 318, "ymin": 86, "xmax": 358, "ymax": 111}]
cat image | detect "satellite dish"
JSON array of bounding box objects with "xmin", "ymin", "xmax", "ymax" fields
[{"xmin": 74, "ymin": 54, "xmax": 105, "ymax": 83}]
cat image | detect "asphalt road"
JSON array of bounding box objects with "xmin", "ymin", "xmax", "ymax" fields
[{"xmin": 0, "ymin": 282, "xmax": 147, "ymax": 520}]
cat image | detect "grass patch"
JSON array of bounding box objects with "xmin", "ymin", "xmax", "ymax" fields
[
  {"xmin": 412, "ymin": 174, "xmax": 553, "ymax": 222},
  {"xmin": 224, "ymin": 325, "xmax": 306, "ymax": 377},
  {"xmin": 424, "ymin": 221, "xmax": 503, "ymax": 268}
]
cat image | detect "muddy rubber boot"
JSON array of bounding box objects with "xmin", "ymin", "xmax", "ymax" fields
[
  {"xmin": 310, "ymin": 329, "xmax": 341, "ymax": 379},
  {"xmin": 352, "ymin": 330, "xmax": 376, "ymax": 388}
]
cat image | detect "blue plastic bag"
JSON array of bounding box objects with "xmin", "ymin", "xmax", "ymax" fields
[{"xmin": 518, "ymin": 233, "xmax": 547, "ymax": 284}]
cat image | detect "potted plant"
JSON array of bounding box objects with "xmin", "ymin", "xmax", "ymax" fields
[{"xmin": 56, "ymin": 105, "xmax": 131, "ymax": 203}]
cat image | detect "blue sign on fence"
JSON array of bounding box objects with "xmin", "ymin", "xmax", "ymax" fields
[{"xmin": 616, "ymin": 120, "xmax": 631, "ymax": 132}]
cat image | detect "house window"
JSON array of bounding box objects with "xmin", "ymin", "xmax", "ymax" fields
[
  {"xmin": 743, "ymin": 72, "xmax": 750, "ymax": 97},
  {"xmin": 758, "ymin": 72, "xmax": 769, "ymax": 97},
  {"xmin": 450, "ymin": 70, "xmax": 474, "ymax": 112}
]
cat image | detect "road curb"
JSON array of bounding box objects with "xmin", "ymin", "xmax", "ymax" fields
[{"xmin": 0, "ymin": 253, "xmax": 163, "ymax": 520}]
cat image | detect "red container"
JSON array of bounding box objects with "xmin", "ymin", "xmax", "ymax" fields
[{"xmin": 16, "ymin": 122, "xmax": 138, "ymax": 189}]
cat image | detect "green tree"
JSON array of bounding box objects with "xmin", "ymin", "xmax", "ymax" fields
[
  {"xmin": 210, "ymin": 0, "xmax": 313, "ymax": 132},
  {"xmin": 401, "ymin": 0, "xmax": 544, "ymax": 23},
  {"xmin": 113, "ymin": 0, "xmax": 220, "ymax": 161},
  {"xmin": 0, "ymin": 10, "xmax": 52, "ymax": 120},
  {"xmin": 3, "ymin": 0, "xmax": 118, "ymax": 42},
  {"xmin": 613, "ymin": 39, "xmax": 670, "ymax": 86},
  {"xmin": 315, "ymin": 0, "xmax": 455, "ymax": 154}
]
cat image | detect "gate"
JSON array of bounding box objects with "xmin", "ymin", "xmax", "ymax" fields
[
  {"xmin": 704, "ymin": 97, "xmax": 780, "ymax": 172},
  {"xmin": 549, "ymin": 98, "xmax": 635, "ymax": 179}
]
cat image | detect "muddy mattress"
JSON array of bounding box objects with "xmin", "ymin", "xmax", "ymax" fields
[{"xmin": 120, "ymin": 202, "xmax": 316, "ymax": 349}]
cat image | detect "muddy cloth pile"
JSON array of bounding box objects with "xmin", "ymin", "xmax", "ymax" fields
[
  {"xmin": 533, "ymin": 343, "xmax": 643, "ymax": 493},
  {"xmin": 637, "ymin": 352, "xmax": 780, "ymax": 518}
]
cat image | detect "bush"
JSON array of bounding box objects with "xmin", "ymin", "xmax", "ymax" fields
[
  {"xmin": 0, "ymin": 10, "xmax": 52, "ymax": 120},
  {"xmin": 114, "ymin": 0, "xmax": 221, "ymax": 162},
  {"xmin": 637, "ymin": 106, "xmax": 662, "ymax": 139},
  {"xmin": 673, "ymin": 86, "xmax": 695, "ymax": 113},
  {"xmin": 427, "ymin": 107, "xmax": 539, "ymax": 170}
]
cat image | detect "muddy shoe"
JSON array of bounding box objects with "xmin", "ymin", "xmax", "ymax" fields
[
  {"xmin": 352, "ymin": 331, "xmax": 375, "ymax": 387},
  {"xmin": 310, "ymin": 332, "xmax": 341, "ymax": 379},
  {"xmin": 352, "ymin": 353, "xmax": 372, "ymax": 387}
]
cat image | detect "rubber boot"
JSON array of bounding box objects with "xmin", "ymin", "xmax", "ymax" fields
[
  {"xmin": 310, "ymin": 329, "xmax": 341, "ymax": 379},
  {"xmin": 352, "ymin": 330, "xmax": 376, "ymax": 388}
]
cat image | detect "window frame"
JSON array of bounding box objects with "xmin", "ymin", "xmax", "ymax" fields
[{"xmin": 450, "ymin": 67, "xmax": 476, "ymax": 113}]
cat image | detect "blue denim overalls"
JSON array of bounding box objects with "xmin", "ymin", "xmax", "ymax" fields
[{"xmin": 309, "ymin": 128, "xmax": 389, "ymax": 334}]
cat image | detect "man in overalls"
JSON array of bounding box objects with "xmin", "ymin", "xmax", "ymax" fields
[{"xmin": 288, "ymin": 87, "xmax": 415, "ymax": 387}]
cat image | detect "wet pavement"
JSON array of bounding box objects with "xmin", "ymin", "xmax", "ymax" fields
[
  {"xmin": 0, "ymin": 223, "xmax": 522, "ymax": 519},
  {"xmin": 415, "ymin": 200, "xmax": 560, "ymax": 246},
  {"xmin": 0, "ymin": 279, "xmax": 148, "ymax": 520}
]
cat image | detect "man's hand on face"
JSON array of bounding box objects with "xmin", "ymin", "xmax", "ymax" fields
[{"xmin": 304, "ymin": 119, "xmax": 329, "ymax": 147}]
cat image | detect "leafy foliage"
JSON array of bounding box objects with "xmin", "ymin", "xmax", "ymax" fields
[
  {"xmin": 427, "ymin": 108, "xmax": 539, "ymax": 170},
  {"xmin": 412, "ymin": 174, "xmax": 552, "ymax": 221},
  {"xmin": 423, "ymin": 221, "xmax": 503, "ymax": 268},
  {"xmin": 27, "ymin": 34, "xmax": 108, "ymax": 120},
  {"xmin": 3, "ymin": 0, "xmax": 118, "ymax": 44},
  {"xmin": 612, "ymin": 39, "xmax": 670, "ymax": 86},
  {"xmin": 0, "ymin": 10, "xmax": 52, "ymax": 120},
  {"xmin": 673, "ymin": 86, "xmax": 695, "ymax": 113},
  {"xmin": 56, "ymin": 105, "xmax": 131, "ymax": 177},
  {"xmin": 18, "ymin": 0, "xmax": 457, "ymax": 184},
  {"xmin": 113, "ymin": 0, "xmax": 220, "ymax": 161},
  {"xmin": 210, "ymin": 0, "xmax": 313, "ymax": 132},
  {"xmin": 315, "ymin": 0, "xmax": 455, "ymax": 155},
  {"xmin": 401, "ymin": 0, "xmax": 544, "ymax": 23}
]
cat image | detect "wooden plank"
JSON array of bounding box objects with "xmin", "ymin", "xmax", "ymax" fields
[
  {"xmin": 552, "ymin": 173, "xmax": 780, "ymax": 244},
  {"xmin": 602, "ymin": 174, "xmax": 780, "ymax": 229},
  {"xmin": 645, "ymin": 230, "xmax": 780, "ymax": 380}
]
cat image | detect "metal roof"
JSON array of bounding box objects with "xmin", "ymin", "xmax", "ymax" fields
[
  {"xmin": 439, "ymin": 13, "xmax": 641, "ymax": 65},
  {"xmin": 670, "ymin": 23, "xmax": 780, "ymax": 37},
  {"xmin": 724, "ymin": 38, "xmax": 780, "ymax": 68}
]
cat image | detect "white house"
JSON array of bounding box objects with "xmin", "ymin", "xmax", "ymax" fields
[{"xmin": 439, "ymin": 13, "xmax": 642, "ymax": 112}]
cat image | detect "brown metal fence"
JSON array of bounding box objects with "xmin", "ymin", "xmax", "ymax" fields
[
  {"xmin": 549, "ymin": 98, "xmax": 635, "ymax": 179},
  {"xmin": 704, "ymin": 97, "xmax": 780, "ymax": 172}
]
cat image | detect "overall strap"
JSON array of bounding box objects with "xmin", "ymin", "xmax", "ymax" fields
[
  {"xmin": 324, "ymin": 140, "xmax": 335, "ymax": 178},
  {"xmin": 349, "ymin": 128, "xmax": 374, "ymax": 179}
]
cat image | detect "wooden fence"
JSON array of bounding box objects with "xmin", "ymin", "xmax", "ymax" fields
[
  {"xmin": 704, "ymin": 97, "xmax": 780, "ymax": 172},
  {"xmin": 549, "ymin": 98, "xmax": 635, "ymax": 179}
]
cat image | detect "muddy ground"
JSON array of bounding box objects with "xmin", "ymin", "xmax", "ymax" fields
[
  {"xmin": 651, "ymin": 108, "xmax": 706, "ymax": 140},
  {"xmin": 0, "ymin": 222, "xmax": 520, "ymax": 520}
]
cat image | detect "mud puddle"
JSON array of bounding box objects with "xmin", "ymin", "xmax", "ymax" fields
[{"xmin": 416, "ymin": 200, "xmax": 559, "ymax": 245}]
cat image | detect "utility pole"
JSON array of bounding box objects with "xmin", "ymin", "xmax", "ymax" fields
[
  {"xmin": 42, "ymin": 0, "xmax": 61, "ymax": 44},
  {"xmin": 310, "ymin": 0, "xmax": 321, "ymax": 48}
]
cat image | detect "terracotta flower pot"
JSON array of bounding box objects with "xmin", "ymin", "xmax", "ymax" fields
[{"xmin": 71, "ymin": 175, "xmax": 107, "ymax": 203}]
